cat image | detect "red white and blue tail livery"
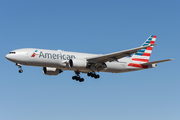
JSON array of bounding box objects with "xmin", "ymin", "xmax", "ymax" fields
[
  {"xmin": 6, "ymin": 35, "xmax": 173, "ymax": 82},
  {"xmin": 131, "ymin": 35, "xmax": 156, "ymax": 63}
]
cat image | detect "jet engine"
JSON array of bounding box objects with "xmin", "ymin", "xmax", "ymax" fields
[
  {"xmin": 69, "ymin": 59, "xmax": 88, "ymax": 68},
  {"xmin": 43, "ymin": 67, "xmax": 62, "ymax": 75}
]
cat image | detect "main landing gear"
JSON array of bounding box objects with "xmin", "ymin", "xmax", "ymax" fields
[
  {"xmin": 87, "ymin": 72, "xmax": 100, "ymax": 79},
  {"xmin": 16, "ymin": 63, "xmax": 23, "ymax": 73},
  {"xmin": 72, "ymin": 71, "xmax": 84, "ymax": 82},
  {"xmin": 72, "ymin": 71, "xmax": 100, "ymax": 82}
]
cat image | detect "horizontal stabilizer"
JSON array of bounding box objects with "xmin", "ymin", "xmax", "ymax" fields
[{"xmin": 141, "ymin": 59, "xmax": 174, "ymax": 65}]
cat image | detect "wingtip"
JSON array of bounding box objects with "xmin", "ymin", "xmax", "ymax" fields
[
  {"xmin": 164, "ymin": 59, "xmax": 174, "ymax": 62},
  {"xmin": 169, "ymin": 59, "xmax": 174, "ymax": 61}
]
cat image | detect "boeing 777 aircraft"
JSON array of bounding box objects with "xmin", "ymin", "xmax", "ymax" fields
[{"xmin": 6, "ymin": 35, "xmax": 173, "ymax": 82}]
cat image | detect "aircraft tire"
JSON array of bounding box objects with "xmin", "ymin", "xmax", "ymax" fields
[
  {"xmin": 96, "ymin": 75, "xmax": 100, "ymax": 79},
  {"xmin": 87, "ymin": 72, "xmax": 92, "ymax": 76},
  {"xmin": 91, "ymin": 74, "xmax": 95, "ymax": 78},
  {"xmin": 76, "ymin": 76, "xmax": 80, "ymax": 81},
  {"xmin": 79, "ymin": 78, "xmax": 84, "ymax": 82},
  {"xmin": 72, "ymin": 76, "xmax": 76, "ymax": 80},
  {"xmin": 19, "ymin": 69, "xmax": 23, "ymax": 73}
]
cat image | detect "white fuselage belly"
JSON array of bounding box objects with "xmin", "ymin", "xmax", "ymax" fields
[{"xmin": 7, "ymin": 48, "xmax": 143, "ymax": 73}]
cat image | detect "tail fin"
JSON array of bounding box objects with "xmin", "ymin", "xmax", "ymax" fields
[{"xmin": 131, "ymin": 35, "xmax": 157, "ymax": 63}]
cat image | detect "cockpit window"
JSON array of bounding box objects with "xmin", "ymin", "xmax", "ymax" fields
[{"xmin": 9, "ymin": 52, "xmax": 16, "ymax": 54}]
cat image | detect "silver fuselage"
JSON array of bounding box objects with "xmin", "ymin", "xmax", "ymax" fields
[{"xmin": 6, "ymin": 48, "xmax": 153, "ymax": 73}]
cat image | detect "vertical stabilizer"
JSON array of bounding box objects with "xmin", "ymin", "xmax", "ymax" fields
[{"xmin": 131, "ymin": 35, "xmax": 157, "ymax": 63}]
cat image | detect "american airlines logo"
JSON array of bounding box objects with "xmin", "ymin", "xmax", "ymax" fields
[
  {"xmin": 31, "ymin": 50, "xmax": 38, "ymax": 57},
  {"xmin": 38, "ymin": 51, "xmax": 76, "ymax": 60}
]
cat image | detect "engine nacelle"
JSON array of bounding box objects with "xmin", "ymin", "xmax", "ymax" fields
[
  {"xmin": 43, "ymin": 67, "xmax": 62, "ymax": 75},
  {"xmin": 69, "ymin": 59, "xmax": 87, "ymax": 68}
]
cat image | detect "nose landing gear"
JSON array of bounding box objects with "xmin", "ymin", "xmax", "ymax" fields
[{"xmin": 16, "ymin": 63, "xmax": 23, "ymax": 73}]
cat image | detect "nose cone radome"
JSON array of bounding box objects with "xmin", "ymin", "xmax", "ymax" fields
[
  {"xmin": 5, "ymin": 54, "xmax": 16, "ymax": 62},
  {"xmin": 5, "ymin": 54, "xmax": 10, "ymax": 60}
]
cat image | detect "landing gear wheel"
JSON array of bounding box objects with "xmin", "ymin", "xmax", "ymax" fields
[
  {"xmin": 95, "ymin": 75, "xmax": 100, "ymax": 79},
  {"xmin": 87, "ymin": 72, "xmax": 92, "ymax": 76},
  {"xmin": 72, "ymin": 71, "xmax": 85, "ymax": 82},
  {"xmin": 90, "ymin": 73, "xmax": 95, "ymax": 78},
  {"xmin": 19, "ymin": 69, "xmax": 23, "ymax": 73},
  {"xmin": 72, "ymin": 76, "xmax": 76, "ymax": 80},
  {"xmin": 79, "ymin": 78, "xmax": 84, "ymax": 82},
  {"xmin": 76, "ymin": 76, "xmax": 80, "ymax": 81},
  {"xmin": 87, "ymin": 72, "xmax": 100, "ymax": 79}
]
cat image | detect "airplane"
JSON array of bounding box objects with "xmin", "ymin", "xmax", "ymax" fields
[{"xmin": 6, "ymin": 35, "xmax": 173, "ymax": 82}]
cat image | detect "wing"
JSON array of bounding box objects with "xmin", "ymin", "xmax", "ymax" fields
[{"xmin": 87, "ymin": 44, "xmax": 155, "ymax": 63}]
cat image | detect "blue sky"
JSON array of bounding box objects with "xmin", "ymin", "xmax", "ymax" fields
[{"xmin": 0, "ymin": 0, "xmax": 179, "ymax": 120}]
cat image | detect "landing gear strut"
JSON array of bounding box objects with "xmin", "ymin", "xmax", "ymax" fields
[
  {"xmin": 87, "ymin": 72, "xmax": 100, "ymax": 79},
  {"xmin": 16, "ymin": 63, "xmax": 23, "ymax": 73},
  {"xmin": 72, "ymin": 71, "xmax": 84, "ymax": 82}
]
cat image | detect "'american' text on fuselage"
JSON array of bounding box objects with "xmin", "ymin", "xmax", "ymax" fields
[{"xmin": 39, "ymin": 51, "xmax": 76, "ymax": 60}]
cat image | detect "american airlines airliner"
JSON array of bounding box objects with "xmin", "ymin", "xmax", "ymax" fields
[{"xmin": 6, "ymin": 35, "xmax": 173, "ymax": 82}]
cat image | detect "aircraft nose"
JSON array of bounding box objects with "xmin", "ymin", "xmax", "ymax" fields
[
  {"xmin": 5, "ymin": 53, "xmax": 16, "ymax": 61},
  {"xmin": 5, "ymin": 54, "xmax": 10, "ymax": 60}
]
